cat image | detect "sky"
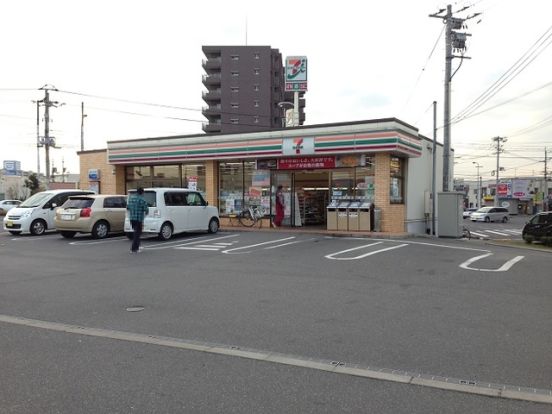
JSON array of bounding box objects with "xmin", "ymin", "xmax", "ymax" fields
[{"xmin": 1, "ymin": 0, "xmax": 551, "ymax": 182}]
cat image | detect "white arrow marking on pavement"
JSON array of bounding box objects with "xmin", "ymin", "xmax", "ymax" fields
[
  {"xmin": 459, "ymin": 253, "xmax": 525, "ymax": 272},
  {"xmin": 325, "ymin": 242, "xmax": 408, "ymax": 260},
  {"xmin": 222, "ymin": 237, "xmax": 296, "ymax": 254}
]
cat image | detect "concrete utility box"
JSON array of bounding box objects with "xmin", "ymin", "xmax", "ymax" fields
[
  {"xmin": 326, "ymin": 200, "xmax": 338, "ymax": 230},
  {"xmin": 359, "ymin": 201, "xmax": 371, "ymax": 231},
  {"xmin": 337, "ymin": 200, "xmax": 350, "ymax": 231},
  {"xmin": 437, "ymin": 192, "xmax": 463, "ymax": 237}
]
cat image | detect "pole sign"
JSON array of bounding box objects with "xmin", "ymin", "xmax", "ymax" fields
[{"xmin": 285, "ymin": 56, "xmax": 308, "ymax": 91}]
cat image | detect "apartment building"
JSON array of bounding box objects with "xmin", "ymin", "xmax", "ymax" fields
[{"xmin": 201, "ymin": 45, "xmax": 305, "ymax": 133}]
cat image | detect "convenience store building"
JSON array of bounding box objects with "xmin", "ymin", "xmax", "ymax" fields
[{"xmin": 78, "ymin": 118, "xmax": 446, "ymax": 234}]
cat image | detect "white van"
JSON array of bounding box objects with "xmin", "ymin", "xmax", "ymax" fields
[
  {"xmin": 3, "ymin": 189, "xmax": 94, "ymax": 235},
  {"xmin": 124, "ymin": 188, "xmax": 220, "ymax": 240}
]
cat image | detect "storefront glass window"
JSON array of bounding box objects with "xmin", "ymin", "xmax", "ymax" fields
[
  {"xmin": 126, "ymin": 166, "xmax": 152, "ymax": 190},
  {"xmin": 390, "ymin": 156, "xmax": 404, "ymax": 204},
  {"xmin": 152, "ymin": 165, "xmax": 181, "ymax": 188},
  {"xmin": 219, "ymin": 161, "xmax": 244, "ymax": 215},
  {"xmin": 182, "ymin": 164, "xmax": 206, "ymax": 192},
  {"xmin": 354, "ymin": 156, "xmax": 375, "ymax": 201},
  {"xmin": 331, "ymin": 169, "xmax": 354, "ymax": 199}
]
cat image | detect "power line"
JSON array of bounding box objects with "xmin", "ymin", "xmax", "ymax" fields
[{"xmin": 451, "ymin": 24, "xmax": 552, "ymax": 123}]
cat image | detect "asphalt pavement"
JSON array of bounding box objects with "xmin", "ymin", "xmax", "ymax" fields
[{"xmin": 0, "ymin": 229, "xmax": 550, "ymax": 413}]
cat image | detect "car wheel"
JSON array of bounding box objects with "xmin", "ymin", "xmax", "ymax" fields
[
  {"xmin": 158, "ymin": 222, "xmax": 173, "ymax": 240},
  {"xmin": 484, "ymin": 216, "xmax": 490, "ymax": 223},
  {"xmin": 8, "ymin": 231, "xmax": 21, "ymax": 235},
  {"xmin": 92, "ymin": 220, "xmax": 110, "ymax": 239},
  {"xmin": 30, "ymin": 219, "xmax": 46, "ymax": 235},
  {"xmin": 208, "ymin": 218, "xmax": 219, "ymax": 234},
  {"xmin": 502, "ymin": 216, "xmax": 508, "ymax": 223},
  {"xmin": 60, "ymin": 231, "xmax": 76, "ymax": 239}
]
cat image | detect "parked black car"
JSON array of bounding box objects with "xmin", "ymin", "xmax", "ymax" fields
[{"xmin": 522, "ymin": 212, "xmax": 552, "ymax": 245}]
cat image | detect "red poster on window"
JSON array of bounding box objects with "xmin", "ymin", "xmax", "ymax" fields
[{"xmin": 278, "ymin": 156, "xmax": 335, "ymax": 170}]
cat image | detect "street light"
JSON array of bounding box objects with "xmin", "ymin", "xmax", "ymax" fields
[
  {"xmin": 473, "ymin": 162, "xmax": 482, "ymax": 208},
  {"xmin": 277, "ymin": 101, "xmax": 295, "ymax": 127}
]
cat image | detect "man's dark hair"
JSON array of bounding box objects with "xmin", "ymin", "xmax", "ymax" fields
[{"xmin": 137, "ymin": 187, "xmax": 144, "ymax": 195}]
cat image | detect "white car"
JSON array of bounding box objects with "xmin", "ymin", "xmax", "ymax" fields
[
  {"xmin": 0, "ymin": 200, "xmax": 21, "ymax": 215},
  {"xmin": 124, "ymin": 188, "xmax": 220, "ymax": 240},
  {"xmin": 462, "ymin": 208, "xmax": 477, "ymax": 219},
  {"xmin": 470, "ymin": 206, "xmax": 509, "ymax": 223}
]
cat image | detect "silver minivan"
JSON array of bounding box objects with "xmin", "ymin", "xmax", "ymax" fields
[
  {"xmin": 124, "ymin": 188, "xmax": 220, "ymax": 240},
  {"xmin": 470, "ymin": 206, "xmax": 509, "ymax": 223}
]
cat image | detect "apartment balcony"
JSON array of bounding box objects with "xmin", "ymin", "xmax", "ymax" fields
[
  {"xmin": 201, "ymin": 89, "xmax": 222, "ymax": 102},
  {"xmin": 202, "ymin": 73, "xmax": 221, "ymax": 86},
  {"xmin": 202, "ymin": 121, "xmax": 222, "ymax": 133},
  {"xmin": 202, "ymin": 57, "xmax": 222, "ymax": 70},
  {"xmin": 202, "ymin": 104, "xmax": 222, "ymax": 117}
]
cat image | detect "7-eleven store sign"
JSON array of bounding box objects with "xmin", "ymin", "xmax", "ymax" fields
[{"xmin": 283, "ymin": 137, "xmax": 314, "ymax": 156}]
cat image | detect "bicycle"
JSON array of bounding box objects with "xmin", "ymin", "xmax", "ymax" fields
[
  {"xmin": 238, "ymin": 205, "xmax": 266, "ymax": 227},
  {"xmin": 462, "ymin": 225, "xmax": 471, "ymax": 239}
]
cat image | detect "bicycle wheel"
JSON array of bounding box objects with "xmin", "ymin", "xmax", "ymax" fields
[{"xmin": 238, "ymin": 209, "xmax": 256, "ymax": 227}]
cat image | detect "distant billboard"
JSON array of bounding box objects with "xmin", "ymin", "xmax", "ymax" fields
[
  {"xmin": 3, "ymin": 160, "xmax": 21, "ymax": 176},
  {"xmin": 285, "ymin": 56, "xmax": 308, "ymax": 92}
]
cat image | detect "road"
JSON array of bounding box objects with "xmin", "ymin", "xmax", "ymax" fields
[
  {"xmin": 463, "ymin": 214, "xmax": 529, "ymax": 240},
  {"xmin": 0, "ymin": 229, "xmax": 551, "ymax": 413}
]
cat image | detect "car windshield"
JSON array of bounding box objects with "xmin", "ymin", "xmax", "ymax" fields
[
  {"xmin": 476, "ymin": 207, "xmax": 492, "ymax": 213},
  {"xmin": 128, "ymin": 190, "xmax": 157, "ymax": 207},
  {"xmin": 19, "ymin": 192, "xmax": 52, "ymax": 208},
  {"xmin": 62, "ymin": 198, "xmax": 94, "ymax": 209}
]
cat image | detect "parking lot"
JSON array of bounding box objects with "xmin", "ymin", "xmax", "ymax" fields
[{"xmin": 1, "ymin": 229, "xmax": 551, "ymax": 412}]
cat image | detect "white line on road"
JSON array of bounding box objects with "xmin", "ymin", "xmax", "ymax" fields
[
  {"xmin": 222, "ymin": 237, "xmax": 296, "ymax": 254},
  {"xmin": 0, "ymin": 314, "xmax": 549, "ymax": 405},
  {"xmin": 263, "ymin": 238, "xmax": 316, "ymax": 250},
  {"xmin": 503, "ymin": 229, "xmax": 522, "ymax": 235},
  {"xmin": 325, "ymin": 243, "xmax": 408, "ymax": 260},
  {"xmin": 484, "ymin": 230, "xmax": 509, "ymax": 236},
  {"xmin": 146, "ymin": 234, "xmax": 239, "ymax": 250},
  {"xmin": 175, "ymin": 247, "xmax": 221, "ymax": 251},
  {"xmin": 459, "ymin": 253, "xmax": 525, "ymax": 272},
  {"xmin": 69, "ymin": 236, "xmax": 128, "ymax": 245},
  {"xmin": 468, "ymin": 231, "xmax": 489, "ymax": 239}
]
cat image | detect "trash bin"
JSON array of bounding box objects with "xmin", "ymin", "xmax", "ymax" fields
[
  {"xmin": 348, "ymin": 201, "xmax": 360, "ymax": 231},
  {"xmin": 326, "ymin": 200, "xmax": 338, "ymax": 230},
  {"xmin": 373, "ymin": 208, "xmax": 381, "ymax": 232},
  {"xmin": 337, "ymin": 200, "xmax": 350, "ymax": 231},
  {"xmin": 358, "ymin": 201, "xmax": 371, "ymax": 231}
]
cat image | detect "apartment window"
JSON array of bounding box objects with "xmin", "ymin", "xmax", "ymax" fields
[
  {"xmin": 253, "ymin": 68, "xmax": 260, "ymax": 75},
  {"xmin": 231, "ymin": 71, "xmax": 239, "ymax": 77},
  {"xmin": 231, "ymin": 55, "xmax": 239, "ymax": 61},
  {"xmin": 231, "ymin": 87, "xmax": 239, "ymax": 93},
  {"xmin": 254, "ymin": 53, "xmax": 260, "ymax": 59},
  {"xmin": 253, "ymin": 84, "xmax": 260, "ymax": 91},
  {"xmin": 253, "ymin": 100, "xmax": 259, "ymax": 107},
  {"xmin": 231, "ymin": 103, "xmax": 239, "ymax": 109},
  {"xmin": 230, "ymin": 118, "xmax": 239, "ymax": 124}
]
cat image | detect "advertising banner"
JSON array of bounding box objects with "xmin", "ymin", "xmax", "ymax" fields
[
  {"xmin": 497, "ymin": 183, "xmax": 509, "ymax": 196},
  {"xmin": 512, "ymin": 179, "xmax": 530, "ymax": 199},
  {"xmin": 278, "ymin": 156, "xmax": 335, "ymax": 170}
]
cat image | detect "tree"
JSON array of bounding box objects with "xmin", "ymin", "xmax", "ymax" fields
[{"xmin": 24, "ymin": 173, "xmax": 41, "ymax": 195}]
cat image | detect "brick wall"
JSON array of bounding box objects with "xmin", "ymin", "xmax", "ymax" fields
[
  {"xmin": 78, "ymin": 150, "xmax": 124, "ymax": 195},
  {"xmin": 374, "ymin": 153, "xmax": 406, "ymax": 233}
]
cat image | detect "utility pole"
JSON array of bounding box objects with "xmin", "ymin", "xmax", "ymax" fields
[
  {"xmin": 432, "ymin": 101, "xmax": 437, "ymax": 236},
  {"xmin": 80, "ymin": 102, "xmax": 87, "ymax": 151},
  {"xmin": 473, "ymin": 161, "xmax": 482, "ymax": 208},
  {"xmin": 544, "ymin": 147, "xmax": 548, "ymax": 211},
  {"xmin": 35, "ymin": 101, "xmax": 41, "ymax": 177},
  {"xmin": 38, "ymin": 85, "xmax": 62, "ymax": 184},
  {"xmin": 493, "ymin": 136, "xmax": 507, "ymax": 206},
  {"xmin": 430, "ymin": 4, "xmax": 475, "ymax": 192}
]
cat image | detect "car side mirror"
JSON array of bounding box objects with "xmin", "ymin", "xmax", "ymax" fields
[{"xmin": 51, "ymin": 203, "xmax": 58, "ymax": 209}]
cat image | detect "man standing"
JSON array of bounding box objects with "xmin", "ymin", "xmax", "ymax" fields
[{"xmin": 127, "ymin": 187, "xmax": 149, "ymax": 253}]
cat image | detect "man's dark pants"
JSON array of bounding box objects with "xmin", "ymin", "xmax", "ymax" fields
[{"xmin": 130, "ymin": 220, "xmax": 143, "ymax": 252}]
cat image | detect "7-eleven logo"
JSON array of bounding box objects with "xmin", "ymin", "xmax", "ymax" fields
[{"xmin": 293, "ymin": 138, "xmax": 304, "ymax": 154}]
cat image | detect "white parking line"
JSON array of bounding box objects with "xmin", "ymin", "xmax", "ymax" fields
[
  {"xmin": 459, "ymin": 253, "xmax": 525, "ymax": 272},
  {"xmin": 325, "ymin": 242, "xmax": 408, "ymax": 260},
  {"xmin": 69, "ymin": 236, "xmax": 128, "ymax": 245},
  {"xmin": 484, "ymin": 230, "xmax": 509, "ymax": 236},
  {"xmin": 263, "ymin": 238, "xmax": 316, "ymax": 250},
  {"xmin": 468, "ymin": 231, "xmax": 489, "ymax": 239},
  {"xmin": 146, "ymin": 234, "xmax": 239, "ymax": 250},
  {"xmin": 222, "ymin": 237, "xmax": 296, "ymax": 254}
]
